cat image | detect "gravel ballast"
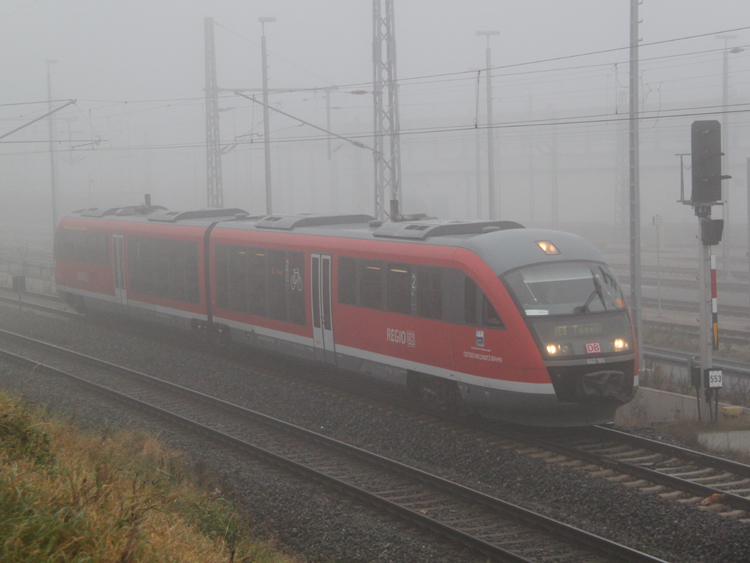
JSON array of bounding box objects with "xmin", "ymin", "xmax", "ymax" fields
[{"xmin": 1, "ymin": 305, "xmax": 748, "ymax": 563}]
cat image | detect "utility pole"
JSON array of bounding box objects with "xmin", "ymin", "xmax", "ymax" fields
[
  {"xmin": 615, "ymin": 88, "xmax": 628, "ymax": 234},
  {"xmin": 473, "ymin": 70, "xmax": 482, "ymax": 219},
  {"xmin": 527, "ymin": 91, "xmax": 535, "ymax": 224},
  {"xmin": 259, "ymin": 16, "xmax": 276, "ymax": 214},
  {"xmin": 46, "ymin": 59, "xmax": 59, "ymax": 242},
  {"xmin": 715, "ymin": 35, "xmax": 744, "ymax": 278},
  {"xmin": 628, "ymin": 0, "xmax": 643, "ymax": 377},
  {"xmin": 325, "ymin": 86, "xmax": 339, "ymax": 213},
  {"xmin": 324, "ymin": 86, "xmax": 339, "ymax": 160},
  {"xmin": 477, "ymin": 30, "xmax": 500, "ymax": 220},
  {"xmin": 372, "ymin": 0, "xmax": 402, "ymax": 220},
  {"xmin": 747, "ymin": 157, "xmax": 750, "ymax": 310},
  {"xmin": 205, "ymin": 17, "xmax": 223, "ymax": 208},
  {"xmin": 475, "ymin": 114, "xmax": 482, "ymax": 219},
  {"xmin": 551, "ymin": 121, "xmax": 559, "ymax": 228}
]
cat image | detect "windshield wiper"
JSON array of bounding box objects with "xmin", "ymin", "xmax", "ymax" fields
[{"xmin": 574, "ymin": 272, "xmax": 607, "ymax": 314}]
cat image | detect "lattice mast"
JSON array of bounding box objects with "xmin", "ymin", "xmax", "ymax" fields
[
  {"xmin": 372, "ymin": 0, "xmax": 402, "ymax": 220},
  {"xmin": 205, "ymin": 17, "xmax": 224, "ymax": 208}
]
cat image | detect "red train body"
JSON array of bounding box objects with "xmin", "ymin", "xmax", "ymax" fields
[{"xmin": 54, "ymin": 206, "xmax": 637, "ymax": 426}]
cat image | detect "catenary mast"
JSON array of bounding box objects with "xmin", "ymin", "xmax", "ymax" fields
[
  {"xmin": 628, "ymin": 0, "xmax": 643, "ymax": 376},
  {"xmin": 204, "ymin": 17, "xmax": 223, "ymax": 208},
  {"xmin": 372, "ymin": 0, "xmax": 402, "ymax": 220}
]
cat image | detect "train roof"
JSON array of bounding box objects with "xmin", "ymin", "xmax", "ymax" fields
[{"xmin": 62, "ymin": 207, "xmax": 608, "ymax": 274}]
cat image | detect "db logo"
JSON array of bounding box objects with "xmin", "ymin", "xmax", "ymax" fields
[
  {"xmin": 406, "ymin": 331, "xmax": 416, "ymax": 348},
  {"xmin": 585, "ymin": 342, "xmax": 601, "ymax": 354}
]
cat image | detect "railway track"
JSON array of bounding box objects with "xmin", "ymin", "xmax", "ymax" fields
[
  {"xmin": 506, "ymin": 425, "xmax": 750, "ymax": 520},
  {"xmin": 0, "ymin": 327, "xmax": 669, "ymax": 563},
  {"xmin": 4, "ymin": 293, "xmax": 750, "ymax": 524},
  {"xmin": 0, "ymin": 287, "xmax": 79, "ymax": 318}
]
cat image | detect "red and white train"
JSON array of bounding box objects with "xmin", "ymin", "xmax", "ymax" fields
[{"xmin": 54, "ymin": 205, "xmax": 637, "ymax": 426}]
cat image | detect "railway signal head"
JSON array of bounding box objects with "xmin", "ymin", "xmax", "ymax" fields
[{"xmin": 690, "ymin": 120, "xmax": 725, "ymax": 205}]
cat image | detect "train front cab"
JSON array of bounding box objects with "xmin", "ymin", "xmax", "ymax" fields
[{"xmin": 459, "ymin": 255, "xmax": 637, "ymax": 427}]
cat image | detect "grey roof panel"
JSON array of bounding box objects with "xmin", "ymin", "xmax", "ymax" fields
[
  {"xmin": 373, "ymin": 219, "xmax": 524, "ymax": 240},
  {"xmin": 255, "ymin": 214, "xmax": 376, "ymax": 230},
  {"xmin": 147, "ymin": 208, "xmax": 248, "ymax": 222},
  {"xmin": 462, "ymin": 228, "xmax": 607, "ymax": 275}
]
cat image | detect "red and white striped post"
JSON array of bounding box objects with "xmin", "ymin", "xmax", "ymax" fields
[{"xmin": 711, "ymin": 253, "xmax": 718, "ymax": 350}]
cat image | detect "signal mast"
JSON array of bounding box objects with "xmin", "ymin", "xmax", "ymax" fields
[{"xmin": 683, "ymin": 121, "xmax": 731, "ymax": 422}]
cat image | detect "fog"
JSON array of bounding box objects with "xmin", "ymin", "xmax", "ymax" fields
[{"xmin": 1, "ymin": 0, "xmax": 750, "ymax": 251}]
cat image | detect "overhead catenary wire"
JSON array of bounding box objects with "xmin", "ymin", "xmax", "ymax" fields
[{"xmin": 1, "ymin": 25, "xmax": 749, "ymax": 157}]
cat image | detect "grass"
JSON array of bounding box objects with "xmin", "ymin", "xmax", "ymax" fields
[{"xmin": 0, "ymin": 391, "xmax": 299, "ymax": 563}]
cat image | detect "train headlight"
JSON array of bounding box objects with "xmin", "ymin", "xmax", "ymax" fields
[
  {"xmin": 546, "ymin": 344, "xmax": 572, "ymax": 356},
  {"xmin": 614, "ymin": 338, "xmax": 628, "ymax": 350}
]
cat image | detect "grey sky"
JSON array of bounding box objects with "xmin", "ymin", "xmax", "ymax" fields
[
  {"xmin": 2, "ymin": 1, "xmax": 747, "ymax": 105},
  {"xmin": 1, "ymin": 1, "xmax": 749, "ymax": 235}
]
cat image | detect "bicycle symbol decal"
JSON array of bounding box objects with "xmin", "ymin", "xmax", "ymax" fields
[{"xmin": 290, "ymin": 268, "xmax": 303, "ymax": 291}]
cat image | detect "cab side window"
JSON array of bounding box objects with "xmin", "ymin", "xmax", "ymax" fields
[{"xmin": 464, "ymin": 276, "xmax": 504, "ymax": 329}]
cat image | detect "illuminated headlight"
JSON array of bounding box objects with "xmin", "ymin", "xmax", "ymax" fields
[
  {"xmin": 546, "ymin": 344, "xmax": 572, "ymax": 356},
  {"xmin": 614, "ymin": 338, "xmax": 628, "ymax": 350},
  {"xmin": 536, "ymin": 240, "xmax": 560, "ymax": 255}
]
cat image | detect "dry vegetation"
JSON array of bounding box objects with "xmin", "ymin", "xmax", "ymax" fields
[{"xmin": 0, "ymin": 391, "xmax": 299, "ymax": 563}]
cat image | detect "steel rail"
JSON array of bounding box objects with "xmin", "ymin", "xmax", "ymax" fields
[
  {"xmin": 0, "ymin": 293, "xmax": 79, "ymax": 319},
  {"xmin": 506, "ymin": 425, "xmax": 750, "ymax": 515},
  {"xmin": 591, "ymin": 425, "xmax": 750, "ymax": 479},
  {"xmin": 0, "ymin": 329, "xmax": 668, "ymax": 563}
]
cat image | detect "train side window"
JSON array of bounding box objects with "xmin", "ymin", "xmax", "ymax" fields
[
  {"xmin": 360, "ymin": 261, "xmax": 384, "ymax": 310},
  {"xmin": 387, "ymin": 263, "xmax": 411, "ymax": 315},
  {"xmin": 185, "ymin": 241, "xmax": 200, "ymax": 304},
  {"xmin": 166, "ymin": 239, "xmax": 185, "ymax": 302},
  {"xmin": 215, "ymin": 244, "xmax": 229, "ymax": 309},
  {"xmin": 288, "ymin": 251, "xmax": 306, "ymax": 325},
  {"xmin": 267, "ymin": 250, "xmax": 288, "ymax": 321},
  {"xmin": 129, "ymin": 237, "xmax": 154, "ymax": 296},
  {"xmin": 463, "ymin": 276, "xmax": 504, "ymax": 329},
  {"xmin": 127, "ymin": 237, "xmax": 199, "ymax": 304},
  {"xmin": 54, "ymin": 230, "xmax": 108, "ymax": 266},
  {"xmin": 152, "ymin": 239, "xmax": 170, "ymax": 298},
  {"xmin": 338, "ymin": 257, "xmax": 356, "ymax": 305},
  {"xmin": 227, "ymin": 246, "xmax": 249, "ymax": 313},
  {"xmin": 464, "ymin": 277, "xmax": 478, "ymax": 324},
  {"xmin": 85, "ymin": 232, "xmax": 108, "ymax": 266},
  {"xmin": 482, "ymin": 294, "xmax": 505, "ymax": 328},
  {"xmin": 248, "ymin": 249, "xmax": 267, "ymax": 317},
  {"xmin": 417, "ymin": 270, "xmax": 442, "ymax": 320},
  {"xmin": 92, "ymin": 232, "xmax": 109, "ymax": 265}
]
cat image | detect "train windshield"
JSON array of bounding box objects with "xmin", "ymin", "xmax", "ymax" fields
[{"xmin": 503, "ymin": 262, "xmax": 626, "ymax": 317}]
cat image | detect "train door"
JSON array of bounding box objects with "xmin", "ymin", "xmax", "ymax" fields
[
  {"xmin": 311, "ymin": 253, "xmax": 336, "ymax": 364},
  {"xmin": 112, "ymin": 234, "xmax": 128, "ymax": 311}
]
